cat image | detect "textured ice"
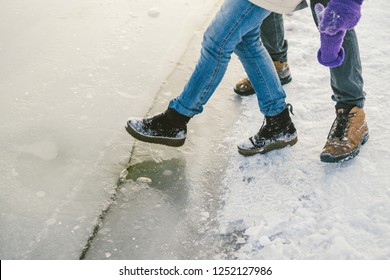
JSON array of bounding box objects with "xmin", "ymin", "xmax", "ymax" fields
[{"xmin": 19, "ymin": 140, "xmax": 58, "ymax": 161}]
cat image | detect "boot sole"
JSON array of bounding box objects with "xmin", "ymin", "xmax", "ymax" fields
[
  {"xmin": 233, "ymin": 76, "xmax": 292, "ymax": 96},
  {"xmin": 125, "ymin": 123, "xmax": 186, "ymax": 147},
  {"xmin": 320, "ymin": 132, "xmax": 369, "ymax": 163},
  {"xmin": 238, "ymin": 136, "xmax": 298, "ymax": 157},
  {"xmin": 280, "ymin": 76, "xmax": 292, "ymax": 86}
]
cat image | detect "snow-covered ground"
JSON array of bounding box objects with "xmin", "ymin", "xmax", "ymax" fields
[
  {"xmin": 1, "ymin": 0, "xmax": 389, "ymax": 260},
  {"xmin": 217, "ymin": 0, "xmax": 390, "ymax": 259}
]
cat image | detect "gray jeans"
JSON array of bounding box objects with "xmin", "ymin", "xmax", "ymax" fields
[
  {"xmin": 310, "ymin": 0, "xmax": 365, "ymax": 110},
  {"xmin": 261, "ymin": 2, "xmax": 365, "ymax": 110},
  {"xmin": 261, "ymin": 12, "xmax": 288, "ymax": 63}
]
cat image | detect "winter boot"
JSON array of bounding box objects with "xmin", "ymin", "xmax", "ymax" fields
[
  {"xmin": 233, "ymin": 61, "xmax": 292, "ymax": 96},
  {"xmin": 125, "ymin": 108, "xmax": 190, "ymax": 147},
  {"xmin": 320, "ymin": 106, "xmax": 369, "ymax": 163},
  {"xmin": 274, "ymin": 61, "xmax": 292, "ymax": 85},
  {"xmin": 237, "ymin": 104, "xmax": 298, "ymax": 156}
]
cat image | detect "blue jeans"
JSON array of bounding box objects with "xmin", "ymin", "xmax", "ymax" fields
[{"xmin": 169, "ymin": 0, "xmax": 286, "ymax": 118}]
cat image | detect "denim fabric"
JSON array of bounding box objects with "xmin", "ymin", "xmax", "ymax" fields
[
  {"xmin": 261, "ymin": 12, "xmax": 288, "ymax": 62},
  {"xmin": 310, "ymin": 0, "xmax": 365, "ymax": 110},
  {"xmin": 169, "ymin": 0, "xmax": 287, "ymax": 118}
]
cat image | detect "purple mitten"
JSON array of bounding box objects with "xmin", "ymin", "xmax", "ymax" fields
[
  {"xmin": 317, "ymin": 0, "xmax": 363, "ymax": 35},
  {"xmin": 315, "ymin": 0, "xmax": 363, "ymax": 67},
  {"xmin": 317, "ymin": 30, "xmax": 345, "ymax": 67}
]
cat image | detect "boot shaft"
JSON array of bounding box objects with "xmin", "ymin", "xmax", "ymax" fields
[
  {"xmin": 255, "ymin": 104, "xmax": 296, "ymax": 141},
  {"xmin": 238, "ymin": 104, "xmax": 297, "ymax": 156},
  {"xmin": 165, "ymin": 107, "xmax": 191, "ymax": 128},
  {"xmin": 329, "ymin": 106, "xmax": 367, "ymax": 145},
  {"xmin": 263, "ymin": 104, "xmax": 294, "ymax": 133}
]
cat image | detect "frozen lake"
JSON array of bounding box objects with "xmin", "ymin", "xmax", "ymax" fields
[{"xmin": 0, "ymin": 0, "xmax": 225, "ymax": 259}]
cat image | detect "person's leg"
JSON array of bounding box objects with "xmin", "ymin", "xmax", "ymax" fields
[
  {"xmin": 310, "ymin": 0, "xmax": 368, "ymax": 163},
  {"xmin": 234, "ymin": 25, "xmax": 286, "ymax": 116},
  {"xmin": 234, "ymin": 12, "xmax": 291, "ymax": 96},
  {"xmin": 261, "ymin": 12, "xmax": 288, "ymax": 62},
  {"xmin": 168, "ymin": 0, "xmax": 284, "ymax": 118},
  {"xmin": 310, "ymin": 0, "xmax": 365, "ymax": 110},
  {"xmin": 126, "ymin": 0, "xmax": 297, "ymax": 153},
  {"xmin": 262, "ymin": 13, "xmax": 292, "ymax": 86},
  {"xmin": 234, "ymin": 24, "xmax": 297, "ymax": 155}
]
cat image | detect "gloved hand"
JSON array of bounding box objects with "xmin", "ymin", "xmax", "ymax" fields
[
  {"xmin": 315, "ymin": 0, "xmax": 363, "ymax": 67},
  {"xmin": 317, "ymin": 30, "xmax": 346, "ymax": 68},
  {"xmin": 316, "ymin": 0, "xmax": 362, "ymax": 35}
]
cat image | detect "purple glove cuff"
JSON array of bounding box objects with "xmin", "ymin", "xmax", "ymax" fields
[
  {"xmin": 318, "ymin": 47, "xmax": 345, "ymax": 68},
  {"xmin": 317, "ymin": 30, "xmax": 346, "ymax": 68},
  {"xmin": 316, "ymin": 0, "xmax": 363, "ymax": 67}
]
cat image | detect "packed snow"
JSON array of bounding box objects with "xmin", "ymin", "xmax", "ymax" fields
[{"xmin": 216, "ymin": 0, "xmax": 390, "ymax": 259}]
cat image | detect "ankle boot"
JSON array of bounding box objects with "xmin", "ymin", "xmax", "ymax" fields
[
  {"xmin": 237, "ymin": 104, "xmax": 298, "ymax": 156},
  {"xmin": 320, "ymin": 106, "xmax": 369, "ymax": 163},
  {"xmin": 126, "ymin": 108, "xmax": 190, "ymax": 147}
]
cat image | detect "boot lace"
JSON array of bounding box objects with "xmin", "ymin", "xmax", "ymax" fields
[{"xmin": 334, "ymin": 111, "xmax": 351, "ymax": 139}]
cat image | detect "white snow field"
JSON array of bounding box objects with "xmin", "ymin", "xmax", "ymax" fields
[{"xmin": 216, "ymin": 0, "xmax": 390, "ymax": 259}]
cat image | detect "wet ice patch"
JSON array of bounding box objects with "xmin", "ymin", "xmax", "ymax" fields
[{"xmin": 19, "ymin": 140, "xmax": 58, "ymax": 161}]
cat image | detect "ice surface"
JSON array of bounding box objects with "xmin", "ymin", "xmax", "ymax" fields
[
  {"xmin": 0, "ymin": 0, "xmax": 222, "ymax": 259},
  {"xmin": 19, "ymin": 140, "xmax": 58, "ymax": 161}
]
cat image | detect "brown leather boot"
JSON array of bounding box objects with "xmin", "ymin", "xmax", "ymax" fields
[
  {"xmin": 233, "ymin": 77, "xmax": 255, "ymax": 96},
  {"xmin": 233, "ymin": 61, "xmax": 292, "ymax": 96},
  {"xmin": 274, "ymin": 61, "xmax": 292, "ymax": 85},
  {"xmin": 320, "ymin": 107, "xmax": 369, "ymax": 163}
]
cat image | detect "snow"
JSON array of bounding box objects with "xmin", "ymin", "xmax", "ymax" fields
[
  {"xmin": 216, "ymin": 0, "xmax": 390, "ymax": 259},
  {"xmin": 1, "ymin": 0, "xmax": 390, "ymax": 261}
]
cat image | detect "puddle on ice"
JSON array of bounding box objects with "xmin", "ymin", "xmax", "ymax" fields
[
  {"xmin": 83, "ymin": 154, "xmax": 250, "ymax": 259},
  {"xmin": 126, "ymin": 158, "xmax": 187, "ymax": 194}
]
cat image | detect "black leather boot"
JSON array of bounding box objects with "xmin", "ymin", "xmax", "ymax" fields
[
  {"xmin": 126, "ymin": 108, "xmax": 190, "ymax": 147},
  {"xmin": 237, "ymin": 104, "xmax": 298, "ymax": 156}
]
